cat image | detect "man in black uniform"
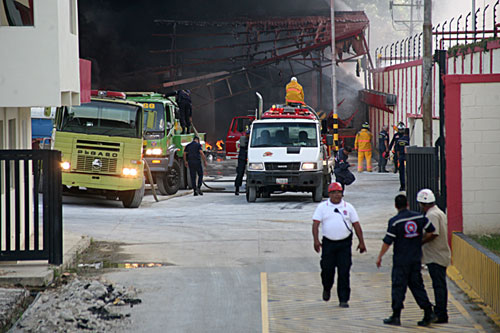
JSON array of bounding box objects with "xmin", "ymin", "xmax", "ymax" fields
[
  {"xmin": 394, "ymin": 128, "xmax": 410, "ymax": 191},
  {"xmin": 376, "ymin": 194, "xmax": 437, "ymax": 327},
  {"xmin": 176, "ymin": 89, "xmax": 192, "ymax": 134},
  {"xmin": 388, "ymin": 122, "xmax": 405, "ymax": 173},
  {"xmin": 183, "ymin": 137, "xmax": 207, "ymax": 196},
  {"xmin": 234, "ymin": 129, "xmax": 250, "ymax": 195},
  {"xmin": 378, "ymin": 125, "xmax": 389, "ymax": 172},
  {"xmin": 334, "ymin": 146, "xmax": 355, "ymax": 191}
]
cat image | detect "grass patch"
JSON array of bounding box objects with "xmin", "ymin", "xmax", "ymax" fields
[{"xmin": 471, "ymin": 234, "xmax": 500, "ymax": 257}]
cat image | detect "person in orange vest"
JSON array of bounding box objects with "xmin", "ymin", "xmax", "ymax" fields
[
  {"xmin": 354, "ymin": 122, "xmax": 373, "ymax": 172},
  {"xmin": 285, "ymin": 77, "xmax": 305, "ymax": 105}
]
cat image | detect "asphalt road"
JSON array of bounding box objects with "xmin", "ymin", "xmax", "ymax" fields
[{"xmin": 61, "ymin": 162, "xmax": 497, "ymax": 332}]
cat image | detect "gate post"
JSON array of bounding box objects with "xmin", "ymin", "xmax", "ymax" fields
[{"xmin": 47, "ymin": 150, "xmax": 63, "ymax": 265}]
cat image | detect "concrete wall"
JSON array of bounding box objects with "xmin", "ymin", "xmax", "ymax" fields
[
  {"xmin": 460, "ymin": 82, "xmax": 500, "ymax": 234},
  {"xmin": 0, "ymin": 0, "xmax": 80, "ymax": 107}
]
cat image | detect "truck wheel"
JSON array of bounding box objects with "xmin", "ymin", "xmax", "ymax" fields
[
  {"xmin": 313, "ymin": 180, "xmax": 323, "ymax": 202},
  {"xmin": 246, "ymin": 186, "xmax": 257, "ymax": 202},
  {"xmin": 157, "ymin": 160, "xmax": 181, "ymax": 195},
  {"xmin": 120, "ymin": 178, "xmax": 145, "ymax": 208}
]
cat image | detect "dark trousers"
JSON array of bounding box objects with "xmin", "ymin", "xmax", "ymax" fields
[
  {"xmin": 398, "ymin": 157, "xmax": 405, "ymax": 189},
  {"xmin": 188, "ymin": 161, "xmax": 203, "ymax": 189},
  {"xmin": 320, "ymin": 236, "xmax": 352, "ymax": 303},
  {"xmin": 179, "ymin": 103, "xmax": 192, "ymax": 134},
  {"xmin": 427, "ymin": 263, "xmax": 448, "ymax": 319},
  {"xmin": 391, "ymin": 262, "xmax": 433, "ymax": 312},
  {"xmin": 234, "ymin": 159, "xmax": 246, "ymax": 188},
  {"xmin": 379, "ymin": 151, "xmax": 387, "ymax": 171}
]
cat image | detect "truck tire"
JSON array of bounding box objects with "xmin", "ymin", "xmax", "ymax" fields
[
  {"xmin": 157, "ymin": 160, "xmax": 181, "ymax": 195},
  {"xmin": 246, "ymin": 186, "xmax": 257, "ymax": 202},
  {"xmin": 120, "ymin": 178, "xmax": 145, "ymax": 208},
  {"xmin": 313, "ymin": 179, "xmax": 323, "ymax": 202}
]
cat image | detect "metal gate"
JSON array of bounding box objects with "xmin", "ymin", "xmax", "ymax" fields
[
  {"xmin": 0, "ymin": 150, "xmax": 62, "ymax": 265},
  {"xmin": 405, "ymin": 146, "xmax": 439, "ymax": 211}
]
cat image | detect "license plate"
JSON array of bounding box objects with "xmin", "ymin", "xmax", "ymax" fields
[{"xmin": 276, "ymin": 178, "xmax": 288, "ymax": 185}]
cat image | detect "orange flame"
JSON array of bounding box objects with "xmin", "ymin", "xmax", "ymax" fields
[
  {"xmin": 216, "ymin": 140, "xmax": 224, "ymax": 150},
  {"xmin": 206, "ymin": 143, "xmax": 213, "ymax": 150}
]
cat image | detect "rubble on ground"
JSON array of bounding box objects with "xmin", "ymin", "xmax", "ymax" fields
[{"xmin": 11, "ymin": 278, "xmax": 141, "ymax": 332}]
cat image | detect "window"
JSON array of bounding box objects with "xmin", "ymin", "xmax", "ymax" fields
[
  {"xmin": 0, "ymin": 0, "xmax": 34, "ymax": 26},
  {"xmin": 250, "ymin": 122, "xmax": 318, "ymax": 148},
  {"xmin": 0, "ymin": 120, "xmax": 4, "ymax": 149},
  {"xmin": 8, "ymin": 118, "xmax": 16, "ymax": 148}
]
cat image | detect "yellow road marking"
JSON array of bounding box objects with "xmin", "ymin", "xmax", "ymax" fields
[
  {"xmin": 261, "ymin": 272, "xmax": 269, "ymax": 333},
  {"xmin": 448, "ymin": 292, "xmax": 486, "ymax": 333}
]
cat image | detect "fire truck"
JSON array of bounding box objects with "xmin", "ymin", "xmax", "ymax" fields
[
  {"xmin": 126, "ymin": 92, "xmax": 205, "ymax": 194},
  {"xmin": 246, "ymin": 93, "xmax": 334, "ymax": 202},
  {"xmin": 53, "ymin": 90, "xmax": 146, "ymax": 208}
]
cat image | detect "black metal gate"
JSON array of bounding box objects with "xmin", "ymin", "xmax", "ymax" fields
[
  {"xmin": 406, "ymin": 146, "xmax": 439, "ymax": 211},
  {"xmin": 0, "ymin": 150, "xmax": 62, "ymax": 265}
]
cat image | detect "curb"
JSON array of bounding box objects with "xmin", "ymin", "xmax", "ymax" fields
[{"xmin": 447, "ymin": 265, "xmax": 500, "ymax": 328}]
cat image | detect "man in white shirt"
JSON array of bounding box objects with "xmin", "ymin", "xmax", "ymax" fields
[
  {"xmin": 312, "ymin": 182, "xmax": 367, "ymax": 308},
  {"xmin": 418, "ymin": 189, "xmax": 451, "ymax": 324}
]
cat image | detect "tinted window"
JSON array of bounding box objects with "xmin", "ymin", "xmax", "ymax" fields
[
  {"xmin": 1, "ymin": 0, "xmax": 34, "ymax": 26},
  {"xmin": 250, "ymin": 123, "xmax": 318, "ymax": 148}
]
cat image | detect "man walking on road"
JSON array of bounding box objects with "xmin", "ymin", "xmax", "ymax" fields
[
  {"xmin": 418, "ymin": 189, "xmax": 451, "ymax": 324},
  {"xmin": 354, "ymin": 122, "xmax": 373, "ymax": 172},
  {"xmin": 234, "ymin": 130, "xmax": 250, "ymax": 195},
  {"xmin": 378, "ymin": 125, "xmax": 389, "ymax": 173},
  {"xmin": 376, "ymin": 194, "xmax": 437, "ymax": 327},
  {"xmin": 334, "ymin": 146, "xmax": 355, "ymax": 191},
  {"xmin": 312, "ymin": 182, "xmax": 367, "ymax": 308},
  {"xmin": 183, "ymin": 136, "xmax": 207, "ymax": 196}
]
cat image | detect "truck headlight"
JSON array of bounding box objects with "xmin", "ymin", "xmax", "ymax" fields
[
  {"xmin": 301, "ymin": 162, "xmax": 317, "ymax": 170},
  {"xmin": 145, "ymin": 148, "xmax": 162, "ymax": 155},
  {"xmin": 248, "ymin": 162, "xmax": 264, "ymax": 171},
  {"xmin": 122, "ymin": 168, "xmax": 138, "ymax": 176},
  {"xmin": 61, "ymin": 162, "xmax": 71, "ymax": 170}
]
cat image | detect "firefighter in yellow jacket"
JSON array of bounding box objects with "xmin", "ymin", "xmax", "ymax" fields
[
  {"xmin": 355, "ymin": 122, "xmax": 373, "ymax": 172},
  {"xmin": 285, "ymin": 77, "xmax": 305, "ymax": 105}
]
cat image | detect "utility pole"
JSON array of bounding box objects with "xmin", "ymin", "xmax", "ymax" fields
[
  {"xmin": 472, "ymin": 0, "xmax": 476, "ymax": 41},
  {"xmin": 422, "ymin": 0, "xmax": 432, "ymax": 146},
  {"xmin": 410, "ymin": 0, "xmax": 414, "ymax": 36},
  {"xmin": 330, "ymin": 0, "xmax": 339, "ymax": 152}
]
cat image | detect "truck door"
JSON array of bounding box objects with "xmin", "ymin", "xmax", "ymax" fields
[{"xmin": 225, "ymin": 116, "xmax": 254, "ymax": 158}]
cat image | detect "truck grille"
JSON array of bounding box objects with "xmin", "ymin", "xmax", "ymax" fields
[
  {"xmin": 264, "ymin": 162, "xmax": 300, "ymax": 171},
  {"xmin": 76, "ymin": 156, "xmax": 118, "ymax": 173}
]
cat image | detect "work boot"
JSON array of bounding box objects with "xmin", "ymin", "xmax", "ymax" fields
[
  {"xmin": 383, "ymin": 315, "xmax": 401, "ymax": 326},
  {"xmin": 193, "ymin": 189, "xmax": 198, "ymax": 196},
  {"xmin": 198, "ymin": 187, "xmax": 203, "ymax": 196},
  {"xmin": 382, "ymin": 169, "xmax": 389, "ymax": 173},
  {"xmin": 322, "ymin": 289, "xmax": 330, "ymax": 302},
  {"xmin": 339, "ymin": 302, "xmax": 349, "ymax": 308},
  {"xmin": 235, "ymin": 187, "xmax": 239, "ymax": 196},
  {"xmin": 418, "ymin": 309, "xmax": 437, "ymax": 327}
]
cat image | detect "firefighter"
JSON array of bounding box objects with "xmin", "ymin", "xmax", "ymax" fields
[
  {"xmin": 389, "ymin": 122, "xmax": 405, "ymax": 173},
  {"xmin": 378, "ymin": 125, "xmax": 389, "ymax": 173},
  {"xmin": 285, "ymin": 77, "xmax": 305, "ymax": 106},
  {"xmin": 176, "ymin": 89, "xmax": 192, "ymax": 134},
  {"xmin": 394, "ymin": 128, "xmax": 410, "ymax": 191},
  {"xmin": 376, "ymin": 194, "xmax": 437, "ymax": 327},
  {"xmin": 234, "ymin": 129, "xmax": 250, "ymax": 196},
  {"xmin": 354, "ymin": 122, "xmax": 373, "ymax": 172},
  {"xmin": 334, "ymin": 146, "xmax": 355, "ymax": 191}
]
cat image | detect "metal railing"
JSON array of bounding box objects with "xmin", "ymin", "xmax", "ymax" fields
[
  {"xmin": 405, "ymin": 146, "xmax": 439, "ymax": 211},
  {"xmin": 0, "ymin": 150, "xmax": 62, "ymax": 265}
]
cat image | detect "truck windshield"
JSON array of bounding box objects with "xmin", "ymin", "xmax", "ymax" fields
[
  {"xmin": 59, "ymin": 101, "xmax": 141, "ymax": 138},
  {"xmin": 250, "ymin": 123, "xmax": 318, "ymax": 147},
  {"xmin": 141, "ymin": 102, "xmax": 167, "ymax": 132}
]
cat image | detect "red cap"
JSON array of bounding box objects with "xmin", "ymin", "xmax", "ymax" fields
[{"xmin": 328, "ymin": 182, "xmax": 343, "ymax": 192}]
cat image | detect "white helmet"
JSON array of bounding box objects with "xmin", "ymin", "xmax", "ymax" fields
[
  {"xmin": 416, "ymin": 189, "xmax": 436, "ymax": 203},
  {"xmin": 291, "ymin": 77, "xmax": 297, "ymax": 82}
]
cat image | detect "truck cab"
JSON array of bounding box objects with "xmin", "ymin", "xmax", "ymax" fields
[
  {"xmin": 225, "ymin": 115, "xmax": 255, "ymax": 159},
  {"xmin": 53, "ymin": 90, "xmax": 146, "ymax": 208},
  {"xmin": 246, "ymin": 104, "xmax": 333, "ymax": 202}
]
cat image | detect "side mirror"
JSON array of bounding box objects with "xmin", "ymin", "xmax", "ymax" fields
[
  {"xmin": 146, "ymin": 111, "xmax": 156, "ymax": 129},
  {"xmin": 326, "ymin": 134, "xmax": 334, "ymax": 146},
  {"xmin": 321, "ymin": 119, "xmax": 328, "ymax": 135}
]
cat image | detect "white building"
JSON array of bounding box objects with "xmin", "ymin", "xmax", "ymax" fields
[{"xmin": 0, "ymin": 0, "xmax": 80, "ymax": 150}]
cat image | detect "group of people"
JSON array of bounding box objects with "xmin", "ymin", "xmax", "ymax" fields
[
  {"xmin": 312, "ymin": 185, "xmax": 451, "ymax": 326},
  {"xmin": 351, "ymin": 121, "xmax": 410, "ymax": 191}
]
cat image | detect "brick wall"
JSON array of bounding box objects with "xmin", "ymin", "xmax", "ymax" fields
[{"xmin": 461, "ymin": 82, "xmax": 500, "ymax": 234}]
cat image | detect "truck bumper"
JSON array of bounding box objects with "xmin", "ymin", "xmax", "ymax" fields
[
  {"xmin": 246, "ymin": 170, "xmax": 322, "ymax": 192},
  {"xmin": 62, "ymin": 172, "xmax": 143, "ymax": 191},
  {"xmin": 144, "ymin": 157, "xmax": 169, "ymax": 173}
]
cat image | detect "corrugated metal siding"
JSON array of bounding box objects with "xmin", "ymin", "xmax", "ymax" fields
[{"xmin": 452, "ymin": 233, "xmax": 500, "ymax": 317}]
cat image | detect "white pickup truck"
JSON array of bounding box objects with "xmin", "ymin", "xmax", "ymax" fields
[{"xmin": 246, "ymin": 94, "xmax": 334, "ymax": 202}]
